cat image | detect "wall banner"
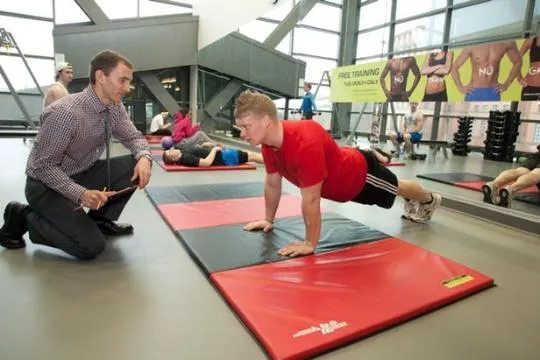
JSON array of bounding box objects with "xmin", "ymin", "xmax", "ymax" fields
[{"xmin": 331, "ymin": 38, "xmax": 540, "ymax": 102}]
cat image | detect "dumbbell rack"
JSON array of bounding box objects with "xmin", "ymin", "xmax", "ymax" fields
[
  {"xmin": 483, "ymin": 111, "xmax": 521, "ymax": 162},
  {"xmin": 451, "ymin": 116, "xmax": 473, "ymax": 156}
]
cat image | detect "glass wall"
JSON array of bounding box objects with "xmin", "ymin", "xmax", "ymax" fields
[
  {"xmin": 0, "ymin": 1, "xmax": 54, "ymax": 92},
  {"xmin": 352, "ymin": 0, "xmax": 540, "ymax": 151}
]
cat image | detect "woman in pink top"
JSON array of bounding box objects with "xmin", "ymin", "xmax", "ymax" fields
[{"xmin": 171, "ymin": 108, "xmax": 215, "ymax": 146}]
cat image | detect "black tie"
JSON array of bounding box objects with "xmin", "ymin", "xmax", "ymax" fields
[{"xmin": 103, "ymin": 110, "xmax": 111, "ymax": 190}]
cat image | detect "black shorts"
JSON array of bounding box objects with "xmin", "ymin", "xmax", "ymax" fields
[
  {"xmin": 423, "ymin": 90, "xmax": 448, "ymax": 102},
  {"xmin": 302, "ymin": 112, "xmax": 313, "ymax": 119},
  {"xmin": 351, "ymin": 149, "xmax": 398, "ymax": 209},
  {"xmin": 521, "ymin": 154, "xmax": 540, "ymax": 171},
  {"xmin": 521, "ymin": 86, "xmax": 540, "ymax": 101}
]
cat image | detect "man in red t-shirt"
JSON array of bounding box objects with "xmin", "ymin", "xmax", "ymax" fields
[{"xmin": 234, "ymin": 90, "xmax": 441, "ymax": 257}]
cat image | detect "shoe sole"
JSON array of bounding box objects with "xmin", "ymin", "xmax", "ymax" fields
[
  {"xmin": 0, "ymin": 233, "xmax": 26, "ymax": 249},
  {"xmin": 481, "ymin": 185, "xmax": 493, "ymax": 204},
  {"xmin": 498, "ymin": 189, "xmax": 510, "ymax": 207}
]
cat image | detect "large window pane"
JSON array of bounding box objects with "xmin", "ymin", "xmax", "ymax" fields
[
  {"xmin": 0, "ymin": 56, "xmax": 54, "ymax": 92},
  {"xmin": 394, "ymin": 14, "xmax": 445, "ymax": 52},
  {"xmin": 276, "ymin": 33, "xmax": 291, "ymax": 55},
  {"xmin": 261, "ymin": 0, "xmax": 293, "ymax": 21},
  {"xmin": 450, "ymin": 0, "xmax": 527, "ymax": 43},
  {"xmin": 0, "ymin": 16, "xmax": 53, "ymax": 57},
  {"xmin": 293, "ymin": 28, "xmax": 339, "ymax": 58},
  {"xmin": 396, "ymin": 0, "xmax": 446, "ymax": 20},
  {"xmin": 293, "ymin": 55, "xmax": 336, "ymax": 84},
  {"xmin": 54, "ymin": 0, "xmax": 91, "ymax": 25},
  {"xmin": 139, "ymin": 0, "xmax": 191, "ymax": 17},
  {"xmin": 0, "ymin": 0, "xmax": 53, "ymax": 18},
  {"xmin": 239, "ymin": 20, "xmax": 276, "ymax": 43},
  {"xmin": 359, "ymin": 0, "xmax": 391, "ymax": 30},
  {"xmin": 238, "ymin": 20, "xmax": 291, "ymax": 55},
  {"xmin": 299, "ymin": 3, "xmax": 341, "ymax": 32},
  {"xmin": 356, "ymin": 26, "xmax": 390, "ymax": 58},
  {"xmin": 95, "ymin": 0, "xmax": 137, "ymax": 20}
]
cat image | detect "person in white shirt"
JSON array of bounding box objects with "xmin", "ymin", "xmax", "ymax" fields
[
  {"xmin": 43, "ymin": 62, "xmax": 73, "ymax": 109},
  {"xmin": 389, "ymin": 102, "xmax": 424, "ymax": 158},
  {"xmin": 149, "ymin": 112, "xmax": 172, "ymax": 135}
]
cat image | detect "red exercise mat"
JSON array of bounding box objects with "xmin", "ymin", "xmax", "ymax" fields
[
  {"xmin": 211, "ymin": 238, "xmax": 494, "ymax": 360},
  {"xmin": 157, "ymin": 195, "xmax": 307, "ymax": 231}
]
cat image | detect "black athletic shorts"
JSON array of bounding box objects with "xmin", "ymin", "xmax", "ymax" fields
[
  {"xmin": 521, "ymin": 86, "xmax": 540, "ymax": 101},
  {"xmin": 521, "ymin": 153, "xmax": 540, "ymax": 171},
  {"xmin": 302, "ymin": 112, "xmax": 314, "ymax": 119},
  {"xmin": 423, "ymin": 90, "xmax": 448, "ymax": 102},
  {"xmin": 351, "ymin": 149, "xmax": 398, "ymax": 209}
]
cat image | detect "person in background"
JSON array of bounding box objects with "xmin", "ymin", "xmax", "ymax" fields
[
  {"xmin": 171, "ymin": 108, "xmax": 215, "ymax": 146},
  {"xmin": 43, "ymin": 62, "xmax": 73, "ymax": 109},
  {"xmin": 299, "ymin": 83, "xmax": 317, "ymax": 119},
  {"xmin": 149, "ymin": 111, "xmax": 172, "ymax": 135}
]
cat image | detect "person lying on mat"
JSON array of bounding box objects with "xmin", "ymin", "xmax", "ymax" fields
[
  {"xmin": 172, "ymin": 108, "xmax": 215, "ymax": 147},
  {"xmin": 234, "ymin": 90, "xmax": 441, "ymax": 258},
  {"xmin": 482, "ymin": 145, "xmax": 540, "ymax": 207},
  {"xmin": 162, "ymin": 144, "xmax": 263, "ymax": 167}
]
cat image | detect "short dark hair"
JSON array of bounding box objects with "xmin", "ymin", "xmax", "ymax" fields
[
  {"xmin": 179, "ymin": 107, "xmax": 189, "ymax": 117},
  {"xmin": 89, "ymin": 50, "xmax": 133, "ymax": 85},
  {"xmin": 162, "ymin": 151, "xmax": 174, "ymax": 165}
]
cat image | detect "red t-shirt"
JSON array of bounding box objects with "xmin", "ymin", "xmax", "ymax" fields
[{"xmin": 262, "ymin": 121, "xmax": 367, "ymax": 202}]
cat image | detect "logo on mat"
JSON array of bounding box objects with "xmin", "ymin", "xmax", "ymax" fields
[{"xmin": 292, "ymin": 320, "xmax": 348, "ymax": 338}]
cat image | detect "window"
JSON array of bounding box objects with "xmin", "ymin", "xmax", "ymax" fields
[
  {"xmin": 396, "ymin": 0, "xmax": 446, "ymax": 20},
  {"xmin": 474, "ymin": 105, "xmax": 480, "ymax": 112},
  {"xmin": 534, "ymin": 124, "xmax": 540, "ymax": 143},
  {"xmin": 482, "ymin": 105, "xmax": 489, "ymax": 112},
  {"xmin": 493, "ymin": 104, "xmax": 499, "ymax": 111},
  {"xmin": 293, "ymin": 55, "xmax": 336, "ymax": 84},
  {"xmin": 294, "ymin": 28, "xmax": 339, "ymax": 58},
  {"xmin": 0, "ymin": 56, "xmax": 54, "ymax": 91},
  {"xmin": 0, "ymin": 0, "xmax": 53, "ymax": 18},
  {"xmin": 503, "ymin": 104, "xmax": 510, "ymax": 111},
  {"xmin": 358, "ymin": 0, "xmax": 392, "ymax": 30},
  {"xmin": 480, "ymin": 119, "xmax": 487, "ymax": 133},
  {"xmin": 300, "ymin": 3, "xmax": 341, "ymax": 32},
  {"xmin": 450, "ymin": 0, "xmax": 527, "ymax": 42},
  {"xmin": 54, "ymin": 0, "xmax": 91, "ymax": 24},
  {"xmin": 139, "ymin": 0, "xmax": 192, "ymax": 17},
  {"xmin": 145, "ymin": 103, "xmax": 154, "ymax": 119},
  {"xmin": 239, "ymin": 20, "xmax": 276, "ymax": 43},
  {"xmin": 261, "ymin": 0, "xmax": 293, "ymax": 21},
  {"xmin": 95, "ymin": 0, "xmax": 137, "ymax": 19},
  {"xmin": 0, "ymin": 16, "xmax": 54, "ymax": 56},
  {"xmin": 394, "ymin": 14, "xmax": 445, "ymax": 51},
  {"xmin": 356, "ymin": 26, "xmax": 390, "ymax": 58}
]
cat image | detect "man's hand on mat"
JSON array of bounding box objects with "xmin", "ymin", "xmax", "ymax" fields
[
  {"xmin": 243, "ymin": 219, "xmax": 273, "ymax": 232},
  {"xmin": 278, "ymin": 242, "xmax": 314, "ymax": 257},
  {"xmin": 80, "ymin": 190, "xmax": 109, "ymax": 210},
  {"xmin": 132, "ymin": 157, "xmax": 152, "ymax": 189}
]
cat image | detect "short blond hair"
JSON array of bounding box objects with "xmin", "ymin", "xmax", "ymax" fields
[{"xmin": 234, "ymin": 90, "xmax": 278, "ymax": 121}]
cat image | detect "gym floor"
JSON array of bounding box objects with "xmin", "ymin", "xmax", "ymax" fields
[{"xmin": 0, "ymin": 137, "xmax": 539, "ymax": 360}]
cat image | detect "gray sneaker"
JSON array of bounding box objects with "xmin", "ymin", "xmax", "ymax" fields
[
  {"xmin": 411, "ymin": 193, "xmax": 442, "ymax": 223},
  {"xmin": 401, "ymin": 199, "xmax": 419, "ymax": 220}
]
